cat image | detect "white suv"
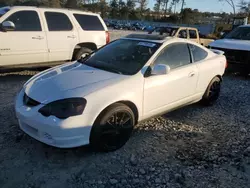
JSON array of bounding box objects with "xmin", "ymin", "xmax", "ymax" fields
[{"xmin": 0, "ymin": 6, "xmax": 109, "ymax": 68}]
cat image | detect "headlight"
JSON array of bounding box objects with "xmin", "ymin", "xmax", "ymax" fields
[{"xmin": 38, "ymin": 98, "xmax": 87, "ymax": 119}]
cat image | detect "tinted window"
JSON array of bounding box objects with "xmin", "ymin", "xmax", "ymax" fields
[
  {"xmin": 225, "ymin": 26, "xmax": 250, "ymax": 40},
  {"xmin": 189, "ymin": 30, "xmax": 197, "ymax": 39},
  {"xmin": 45, "ymin": 12, "xmax": 73, "ymax": 31},
  {"xmin": 84, "ymin": 39, "xmax": 160, "ymax": 75},
  {"xmin": 178, "ymin": 29, "xmax": 187, "ymax": 38},
  {"xmin": 189, "ymin": 44, "xmax": 208, "ymax": 62},
  {"xmin": 4, "ymin": 10, "xmax": 41, "ymax": 31},
  {"xmin": 73, "ymin": 14, "xmax": 104, "ymax": 31},
  {"xmin": 154, "ymin": 43, "xmax": 191, "ymax": 69}
]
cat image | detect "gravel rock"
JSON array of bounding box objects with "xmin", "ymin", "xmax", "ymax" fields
[
  {"xmin": 133, "ymin": 178, "xmax": 140, "ymax": 184},
  {"xmin": 243, "ymin": 147, "xmax": 250, "ymax": 156},
  {"xmin": 149, "ymin": 167, "xmax": 155, "ymax": 172},
  {"xmin": 109, "ymin": 179, "xmax": 118, "ymax": 185},
  {"xmin": 139, "ymin": 168, "xmax": 146, "ymax": 175},
  {"xmin": 130, "ymin": 154, "xmax": 137, "ymax": 166},
  {"xmin": 155, "ymin": 178, "xmax": 161, "ymax": 184},
  {"xmin": 174, "ymin": 173, "xmax": 185, "ymax": 185}
]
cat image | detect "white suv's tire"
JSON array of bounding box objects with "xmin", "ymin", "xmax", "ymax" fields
[{"xmin": 73, "ymin": 47, "xmax": 92, "ymax": 61}]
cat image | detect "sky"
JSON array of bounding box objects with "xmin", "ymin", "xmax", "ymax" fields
[{"xmin": 148, "ymin": 0, "xmax": 234, "ymax": 13}]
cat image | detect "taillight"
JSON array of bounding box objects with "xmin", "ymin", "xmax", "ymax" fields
[
  {"xmin": 225, "ymin": 61, "xmax": 228, "ymax": 68},
  {"xmin": 106, "ymin": 31, "xmax": 110, "ymax": 44}
]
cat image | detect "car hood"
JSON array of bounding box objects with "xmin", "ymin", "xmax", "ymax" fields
[
  {"xmin": 209, "ymin": 39, "xmax": 250, "ymax": 51},
  {"xmin": 24, "ymin": 62, "xmax": 125, "ymax": 103}
]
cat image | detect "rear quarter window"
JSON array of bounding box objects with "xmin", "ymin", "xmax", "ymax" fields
[
  {"xmin": 73, "ymin": 14, "xmax": 104, "ymax": 31},
  {"xmin": 189, "ymin": 44, "xmax": 208, "ymax": 62}
]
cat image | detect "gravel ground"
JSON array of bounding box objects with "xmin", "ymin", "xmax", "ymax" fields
[{"xmin": 0, "ymin": 31, "xmax": 250, "ymax": 188}]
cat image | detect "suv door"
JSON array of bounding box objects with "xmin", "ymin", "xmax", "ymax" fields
[
  {"xmin": 42, "ymin": 11, "xmax": 78, "ymax": 62},
  {"xmin": 0, "ymin": 10, "xmax": 48, "ymax": 66},
  {"xmin": 188, "ymin": 29, "xmax": 199, "ymax": 43},
  {"xmin": 143, "ymin": 43, "xmax": 199, "ymax": 117}
]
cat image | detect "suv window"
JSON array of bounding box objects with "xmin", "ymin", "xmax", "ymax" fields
[
  {"xmin": 73, "ymin": 14, "xmax": 104, "ymax": 31},
  {"xmin": 189, "ymin": 44, "xmax": 208, "ymax": 62},
  {"xmin": 154, "ymin": 43, "xmax": 191, "ymax": 69},
  {"xmin": 189, "ymin": 30, "xmax": 197, "ymax": 39},
  {"xmin": 4, "ymin": 10, "xmax": 41, "ymax": 31},
  {"xmin": 45, "ymin": 12, "xmax": 73, "ymax": 31},
  {"xmin": 178, "ymin": 29, "xmax": 187, "ymax": 38}
]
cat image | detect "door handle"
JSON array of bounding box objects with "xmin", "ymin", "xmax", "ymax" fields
[
  {"xmin": 188, "ymin": 72, "xmax": 196, "ymax": 77},
  {"xmin": 32, "ymin": 36, "xmax": 44, "ymax": 40},
  {"xmin": 67, "ymin": 35, "xmax": 76, "ymax": 39}
]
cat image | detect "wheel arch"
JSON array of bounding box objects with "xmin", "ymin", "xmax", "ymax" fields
[
  {"xmin": 93, "ymin": 100, "xmax": 139, "ymax": 125},
  {"xmin": 72, "ymin": 42, "xmax": 98, "ymax": 60},
  {"xmin": 215, "ymin": 75, "xmax": 223, "ymax": 82}
]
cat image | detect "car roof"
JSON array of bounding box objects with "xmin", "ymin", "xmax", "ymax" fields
[{"xmin": 10, "ymin": 6, "xmax": 98, "ymax": 16}]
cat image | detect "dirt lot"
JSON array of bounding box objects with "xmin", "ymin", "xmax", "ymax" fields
[{"xmin": 0, "ymin": 31, "xmax": 250, "ymax": 188}]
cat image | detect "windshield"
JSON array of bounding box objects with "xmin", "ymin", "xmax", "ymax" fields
[
  {"xmin": 0, "ymin": 7, "xmax": 10, "ymax": 17},
  {"xmin": 224, "ymin": 27, "xmax": 250, "ymax": 40},
  {"xmin": 157, "ymin": 27, "xmax": 179, "ymax": 36},
  {"xmin": 83, "ymin": 39, "xmax": 161, "ymax": 75}
]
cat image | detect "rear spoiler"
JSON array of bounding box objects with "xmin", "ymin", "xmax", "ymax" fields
[{"xmin": 210, "ymin": 49, "xmax": 225, "ymax": 55}]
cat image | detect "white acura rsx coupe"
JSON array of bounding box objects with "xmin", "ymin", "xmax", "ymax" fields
[{"xmin": 15, "ymin": 34, "xmax": 227, "ymax": 151}]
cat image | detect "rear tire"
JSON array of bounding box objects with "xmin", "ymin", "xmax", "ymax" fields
[
  {"xmin": 90, "ymin": 103, "xmax": 135, "ymax": 152},
  {"xmin": 73, "ymin": 47, "xmax": 92, "ymax": 61},
  {"xmin": 201, "ymin": 77, "xmax": 221, "ymax": 106}
]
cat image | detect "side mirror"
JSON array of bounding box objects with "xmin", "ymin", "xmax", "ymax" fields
[
  {"xmin": 1, "ymin": 21, "xmax": 15, "ymax": 31},
  {"xmin": 151, "ymin": 64, "xmax": 170, "ymax": 76}
]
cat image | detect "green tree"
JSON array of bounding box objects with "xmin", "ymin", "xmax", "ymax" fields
[
  {"xmin": 126, "ymin": 0, "xmax": 136, "ymax": 19},
  {"xmin": 153, "ymin": 0, "xmax": 163, "ymax": 19},
  {"xmin": 137, "ymin": 0, "xmax": 148, "ymax": 20},
  {"xmin": 162, "ymin": 0, "xmax": 169, "ymax": 16},
  {"xmin": 118, "ymin": 0, "xmax": 128, "ymax": 19},
  {"xmin": 99, "ymin": 0, "xmax": 108, "ymax": 18},
  {"xmin": 65, "ymin": 0, "xmax": 77, "ymax": 8},
  {"xmin": 110, "ymin": 0, "xmax": 118, "ymax": 18},
  {"xmin": 49, "ymin": 0, "xmax": 61, "ymax": 7}
]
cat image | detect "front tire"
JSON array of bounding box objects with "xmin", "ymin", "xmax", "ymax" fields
[
  {"xmin": 90, "ymin": 103, "xmax": 135, "ymax": 152},
  {"xmin": 201, "ymin": 77, "xmax": 221, "ymax": 106}
]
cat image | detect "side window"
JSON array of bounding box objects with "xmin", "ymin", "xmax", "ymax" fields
[
  {"xmin": 73, "ymin": 14, "xmax": 104, "ymax": 31},
  {"xmin": 189, "ymin": 30, "xmax": 197, "ymax": 39},
  {"xmin": 154, "ymin": 43, "xmax": 191, "ymax": 69},
  {"xmin": 45, "ymin": 12, "xmax": 73, "ymax": 31},
  {"xmin": 189, "ymin": 44, "xmax": 208, "ymax": 62},
  {"xmin": 4, "ymin": 10, "xmax": 41, "ymax": 31},
  {"xmin": 178, "ymin": 29, "xmax": 187, "ymax": 38}
]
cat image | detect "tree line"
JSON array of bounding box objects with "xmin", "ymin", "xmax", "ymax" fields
[{"xmin": 1, "ymin": 0, "xmax": 249, "ymax": 23}]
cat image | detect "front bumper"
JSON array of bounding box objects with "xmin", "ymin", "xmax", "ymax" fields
[{"xmin": 15, "ymin": 89, "xmax": 93, "ymax": 148}]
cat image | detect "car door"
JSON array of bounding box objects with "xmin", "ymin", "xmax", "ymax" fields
[
  {"xmin": 143, "ymin": 42, "xmax": 199, "ymax": 117},
  {"xmin": 188, "ymin": 43, "xmax": 213, "ymax": 93},
  {"xmin": 0, "ymin": 9, "xmax": 48, "ymax": 66},
  {"xmin": 188, "ymin": 29, "xmax": 199, "ymax": 44},
  {"xmin": 41, "ymin": 10, "xmax": 78, "ymax": 62}
]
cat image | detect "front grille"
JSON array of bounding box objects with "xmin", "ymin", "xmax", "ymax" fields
[
  {"xmin": 211, "ymin": 47, "xmax": 250, "ymax": 65},
  {"xmin": 23, "ymin": 93, "xmax": 40, "ymax": 107}
]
